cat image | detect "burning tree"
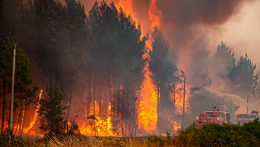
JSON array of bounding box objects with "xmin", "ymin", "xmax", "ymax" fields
[
  {"xmin": 149, "ymin": 27, "xmax": 178, "ymax": 133},
  {"xmin": 38, "ymin": 83, "xmax": 67, "ymax": 138},
  {"xmin": 77, "ymin": 1, "xmax": 147, "ymax": 136},
  {"xmin": 0, "ymin": 35, "xmax": 36, "ymax": 135}
]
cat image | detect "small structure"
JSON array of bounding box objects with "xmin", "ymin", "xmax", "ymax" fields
[{"xmin": 195, "ymin": 110, "xmax": 230, "ymax": 128}]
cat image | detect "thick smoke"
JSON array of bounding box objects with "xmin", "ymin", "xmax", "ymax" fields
[
  {"xmin": 56, "ymin": 0, "xmax": 260, "ymax": 130},
  {"xmin": 154, "ymin": 0, "xmax": 252, "ymax": 76},
  {"xmin": 155, "ymin": 0, "xmax": 249, "ymax": 48},
  {"xmin": 158, "ymin": 0, "xmax": 246, "ymax": 25}
]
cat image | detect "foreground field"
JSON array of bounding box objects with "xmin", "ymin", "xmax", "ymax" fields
[{"xmin": 1, "ymin": 120, "xmax": 260, "ymax": 147}]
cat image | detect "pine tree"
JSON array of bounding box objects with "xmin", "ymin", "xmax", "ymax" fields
[
  {"xmin": 149, "ymin": 27, "xmax": 178, "ymax": 132},
  {"xmin": 213, "ymin": 42, "xmax": 236, "ymax": 80},
  {"xmin": 0, "ymin": 35, "xmax": 36, "ymax": 134},
  {"xmin": 38, "ymin": 83, "xmax": 67, "ymax": 138},
  {"xmin": 229, "ymin": 54, "xmax": 257, "ymax": 97}
]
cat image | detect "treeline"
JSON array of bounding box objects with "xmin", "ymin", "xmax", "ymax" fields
[
  {"xmin": 0, "ymin": 0, "xmax": 258, "ymax": 137},
  {"xmin": 0, "ymin": 0, "xmax": 178, "ymax": 136},
  {"xmin": 210, "ymin": 42, "xmax": 258, "ymax": 97}
]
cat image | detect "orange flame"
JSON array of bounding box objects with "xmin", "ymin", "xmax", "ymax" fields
[
  {"xmin": 89, "ymin": 99, "xmax": 100, "ymax": 117},
  {"xmin": 79, "ymin": 101, "xmax": 116, "ymax": 136},
  {"xmin": 149, "ymin": 0, "xmax": 161, "ymax": 29},
  {"xmin": 138, "ymin": 63, "xmax": 158, "ymax": 132},
  {"xmin": 117, "ymin": 0, "xmax": 134, "ymax": 16},
  {"xmin": 173, "ymin": 82, "xmax": 191, "ymax": 115},
  {"xmin": 23, "ymin": 89, "xmax": 43, "ymax": 135},
  {"xmin": 172, "ymin": 120, "xmax": 182, "ymax": 132},
  {"xmin": 117, "ymin": 0, "xmax": 138, "ymax": 27}
]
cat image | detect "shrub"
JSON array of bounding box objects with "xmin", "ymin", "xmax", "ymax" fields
[{"xmin": 177, "ymin": 123, "xmax": 259, "ymax": 146}]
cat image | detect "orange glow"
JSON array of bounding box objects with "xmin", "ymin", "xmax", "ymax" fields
[
  {"xmin": 149, "ymin": 0, "xmax": 161, "ymax": 29},
  {"xmin": 114, "ymin": 0, "xmax": 160, "ymax": 133},
  {"xmin": 89, "ymin": 99, "xmax": 100, "ymax": 117},
  {"xmin": 138, "ymin": 63, "xmax": 158, "ymax": 132},
  {"xmin": 79, "ymin": 101, "xmax": 117, "ymax": 136},
  {"xmin": 117, "ymin": 0, "xmax": 137, "ymax": 25},
  {"xmin": 173, "ymin": 82, "xmax": 191, "ymax": 115},
  {"xmin": 172, "ymin": 120, "xmax": 182, "ymax": 132},
  {"xmin": 23, "ymin": 89, "xmax": 43, "ymax": 135}
]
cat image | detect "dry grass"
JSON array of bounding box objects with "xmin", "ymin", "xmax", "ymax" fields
[
  {"xmin": 44, "ymin": 135, "xmax": 176, "ymax": 147},
  {"xmin": 1, "ymin": 135, "xmax": 177, "ymax": 147}
]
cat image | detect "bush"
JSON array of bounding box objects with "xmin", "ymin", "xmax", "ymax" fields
[
  {"xmin": 241, "ymin": 119, "xmax": 260, "ymax": 140},
  {"xmin": 177, "ymin": 123, "xmax": 259, "ymax": 146}
]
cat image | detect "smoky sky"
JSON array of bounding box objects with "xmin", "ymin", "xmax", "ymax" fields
[
  {"xmin": 156, "ymin": 0, "xmax": 250, "ymax": 50},
  {"xmin": 157, "ymin": 0, "xmax": 247, "ymax": 26},
  {"xmin": 82, "ymin": 0, "xmax": 254, "ymax": 73},
  {"xmin": 83, "ymin": 0, "xmax": 251, "ymax": 41}
]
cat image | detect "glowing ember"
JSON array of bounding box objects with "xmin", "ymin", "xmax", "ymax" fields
[{"xmin": 23, "ymin": 89, "xmax": 43, "ymax": 135}]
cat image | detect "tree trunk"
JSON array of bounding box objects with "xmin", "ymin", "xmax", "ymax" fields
[{"xmin": 18, "ymin": 104, "xmax": 25, "ymax": 136}]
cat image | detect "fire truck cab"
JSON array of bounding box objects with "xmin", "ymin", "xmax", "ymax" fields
[{"xmin": 195, "ymin": 111, "xmax": 230, "ymax": 128}]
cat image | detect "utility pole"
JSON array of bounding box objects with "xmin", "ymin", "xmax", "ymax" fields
[
  {"xmin": 182, "ymin": 77, "xmax": 186, "ymax": 128},
  {"xmin": 247, "ymin": 97, "xmax": 249, "ymax": 114},
  {"xmin": 9, "ymin": 44, "xmax": 16, "ymax": 136}
]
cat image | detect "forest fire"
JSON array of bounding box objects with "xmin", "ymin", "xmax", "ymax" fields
[
  {"xmin": 79, "ymin": 102, "xmax": 116, "ymax": 136},
  {"xmin": 117, "ymin": 0, "xmax": 135, "ymax": 18},
  {"xmin": 23, "ymin": 89, "xmax": 43, "ymax": 137},
  {"xmin": 149, "ymin": 0, "xmax": 161, "ymax": 29},
  {"xmin": 1, "ymin": 0, "xmax": 260, "ymax": 146},
  {"xmin": 138, "ymin": 64, "xmax": 158, "ymax": 133},
  {"xmin": 173, "ymin": 82, "xmax": 191, "ymax": 115},
  {"xmin": 7, "ymin": 0, "xmax": 184, "ymax": 137}
]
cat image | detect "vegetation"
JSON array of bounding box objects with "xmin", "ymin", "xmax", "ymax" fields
[
  {"xmin": 0, "ymin": 35, "xmax": 36, "ymax": 135},
  {"xmin": 0, "ymin": 0, "xmax": 259, "ymax": 145},
  {"xmin": 149, "ymin": 27, "xmax": 178, "ymax": 132},
  {"xmin": 38, "ymin": 84, "xmax": 67, "ymax": 138},
  {"xmin": 177, "ymin": 120, "xmax": 260, "ymax": 146},
  {"xmin": 0, "ymin": 120, "xmax": 259, "ymax": 146},
  {"xmin": 213, "ymin": 42, "xmax": 258, "ymax": 97},
  {"xmin": 0, "ymin": 0, "xmax": 147, "ymax": 136}
]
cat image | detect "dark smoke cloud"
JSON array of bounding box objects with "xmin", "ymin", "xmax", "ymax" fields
[
  {"xmin": 147, "ymin": 0, "xmax": 253, "ymax": 85},
  {"xmin": 157, "ymin": 0, "xmax": 247, "ymax": 26},
  {"xmin": 156, "ymin": 0, "xmax": 250, "ymax": 50}
]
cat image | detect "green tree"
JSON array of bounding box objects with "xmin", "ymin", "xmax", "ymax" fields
[
  {"xmin": 63, "ymin": 0, "xmax": 86, "ymax": 121},
  {"xmin": 38, "ymin": 83, "xmax": 67, "ymax": 138},
  {"xmin": 86, "ymin": 1, "xmax": 146, "ymax": 136},
  {"xmin": 149, "ymin": 27, "xmax": 178, "ymax": 132},
  {"xmin": 213, "ymin": 42, "xmax": 236, "ymax": 80},
  {"xmin": 229, "ymin": 54, "xmax": 257, "ymax": 97},
  {"xmin": 0, "ymin": 35, "xmax": 36, "ymax": 134}
]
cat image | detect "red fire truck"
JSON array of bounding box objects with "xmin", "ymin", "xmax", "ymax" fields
[{"xmin": 195, "ymin": 111, "xmax": 231, "ymax": 128}]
